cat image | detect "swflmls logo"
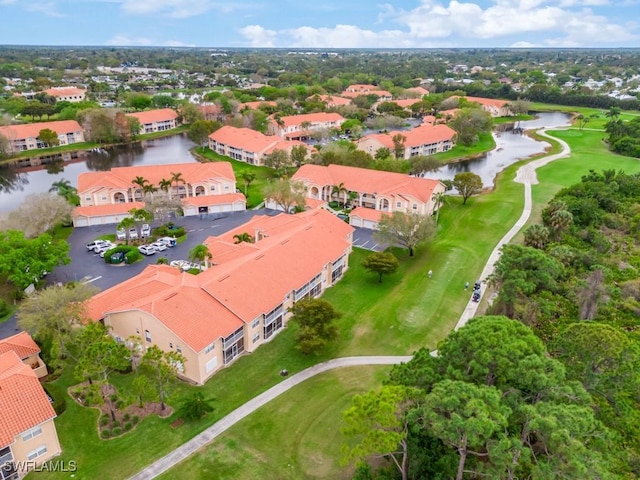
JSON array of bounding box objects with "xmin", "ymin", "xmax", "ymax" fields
[{"xmin": 3, "ymin": 460, "xmax": 78, "ymax": 473}]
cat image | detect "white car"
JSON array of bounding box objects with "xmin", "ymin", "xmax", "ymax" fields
[
  {"xmin": 158, "ymin": 236, "xmax": 177, "ymax": 247},
  {"xmin": 138, "ymin": 245, "xmax": 156, "ymax": 256},
  {"xmin": 128, "ymin": 228, "xmax": 138, "ymax": 239},
  {"xmin": 141, "ymin": 224, "xmax": 151, "ymax": 237},
  {"xmin": 116, "ymin": 228, "xmax": 126, "ymax": 240},
  {"xmin": 151, "ymin": 241, "xmax": 167, "ymax": 252},
  {"xmin": 86, "ymin": 240, "xmax": 112, "ymax": 252}
]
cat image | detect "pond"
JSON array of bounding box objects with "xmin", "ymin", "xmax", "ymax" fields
[
  {"xmin": 420, "ymin": 112, "xmax": 572, "ymax": 187},
  {"xmin": 0, "ymin": 134, "xmax": 197, "ymax": 214}
]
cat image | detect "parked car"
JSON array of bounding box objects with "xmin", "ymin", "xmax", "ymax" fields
[
  {"xmin": 473, "ymin": 281, "xmax": 481, "ymax": 291},
  {"xmin": 158, "ymin": 236, "xmax": 177, "ymax": 247},
  {"xmin": 138, "ymin": 245, "xmax": 157, "ymax": 256},
  {"xmin": 116, "ymin": 228, "xmax": 126, "ymax": 240},
  {"xmin": 110, "ymin": 252, "xmax": 126, "ymax": 264},
  {"xmin": 472, "ymin": 291, "xmax": 481, "ymax": 303},
  {"xmin": 86, "ymin": 240, "xmax": 112, "ymax": 252},
  {"xmin": 128, "ymin": 228, "xmax": 139, "ymax": 239},
  {"xmin": 95, "ymin": 243, "xmax": 115, "ymax": 256},
  {"xmin": 151, "ymin": 241, "xmax": 167, "ymax": 252},
  {"xmin": 141, "ymin": 224, "xmax": 151, "ymax": 237}
]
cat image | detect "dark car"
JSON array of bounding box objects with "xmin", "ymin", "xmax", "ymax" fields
[
  {"xmin": 472, "ymin": 291, "xmax": 481, "ymax": 302},
  {"xmin": 110, "ymin": 252, "xmax": 126, "ymax": 264},
  {"xmin": 473, "ymin": 281, "xmax": 481, "ymax": 291}
]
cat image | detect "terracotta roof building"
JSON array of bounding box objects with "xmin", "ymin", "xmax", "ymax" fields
[
  {"xmin": 0, "ymin": 350, "xmax": 61, "ymax": 478},
  {"xmin": 356, "ymin": 123, "xmax": 456, "ymax": 160},
  {"xmin": 454, "ymin": 96, "xmax": 512, "ymax": 117},
  {"xmin": 0, "ymin": 120, "xmax": 85, "ymax": 154},
  {"xmin": 126, "ymin": 108, "xmax": 179, "ymax": 134},
  {"xmin": 208, "ymin": 126, "xmax": 313, "ymax": 166},
  {"xmin": 0, "ymin": 332, "xmax": 47, "ymax": 379},
  {"xmin": 240, "ymin": 101, "xmax": 277, "ymax": 111},
  {"xmin": 307, "ymin": 95, "xmax": 352, "ymax": 108},
  {"xmin": 86, "ymin": 209, "xmax": 354, "ymax": 384},
  {"xmin": 267, "ymin": 112, "xmax": 346, "ymax": 139},
  {"xmin": 292, "ymin": 164, "xmax": 445, "ymax": 229},
  {"xmin": 73, "ymin": 162, "xmax": 245, "ymax": 227},
  {"xmin": 44, "ymin": 86, "xmax": 87, "ymax": 102}
]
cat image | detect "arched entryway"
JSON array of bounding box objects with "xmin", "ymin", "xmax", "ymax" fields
[
  {"xmin": 310, "ymin": 186, "xmax": 319, "ymax": 199},
  {"xmin": 380, "ymin": 198, "xmax": 390, "ymax": 211},
  {"xmin": 114, "ymin": 192, "xmax": 126, "ymax": 203},
  {"xmin": 194, "ymin": 186, "xmax": 205, "ymax": 196}
]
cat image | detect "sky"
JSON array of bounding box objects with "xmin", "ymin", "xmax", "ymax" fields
[{"xmin": 1, "ymin": 0, "xmax": 639, "ymax": 49}]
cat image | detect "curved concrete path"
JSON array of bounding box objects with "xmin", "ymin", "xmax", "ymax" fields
[
  {"xmin": 454, "ymin": 128, "xmax": 571, "ymax": 330},
  {"xmin": 129, "ymin": 356, "xmax": 412, "ymax": 480},
  {"xmin": 129, "ymin": 128, "xmax": 571, "ymax": 480}
]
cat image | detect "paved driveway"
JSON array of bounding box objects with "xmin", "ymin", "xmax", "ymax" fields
[{"xmin": 351, "ymin": 227, "xmax": 386, "ymax": 251}]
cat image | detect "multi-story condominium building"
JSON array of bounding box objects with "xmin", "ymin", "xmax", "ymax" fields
[
  {"xmin": 86, "ymin": 209, "xmax": 354, "ymax": 385},
  {"xmin": 208, "ymin": 126, "xmax": 312, "ymax": 166},
  {"xmin": 72, "ymin": 162, "xmax": 245, "ymax": 227},
  {"xmin": 0, "ymin": 120, "xmax": 85, "ymax": 153},
  {"xmin": 44, "ymin": 87, "xmax": 87, "ymax": 103},
  {"xmin": 292, "ymin": 164, "xmax": 446, "ymax": 229},
  {"xmin": 356, "ymin": 124, "xmax": 456, "ymax": 160},
  {"xmin": 126, "ymin": 108, "xmax": 179, "ymax": 134},
  {"xmin": 267, "ymin": 112, "xmax": 346, "ymax": 140}
]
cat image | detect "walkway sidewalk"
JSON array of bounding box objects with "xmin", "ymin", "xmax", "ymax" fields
[
  {"xmin": 454, "ymin": 128, "xmax": 571, "ymax": 330},
  {"xmin": 129, "ymin": 356, "xmax": 412, "ymax": 480},
  {"xmin": 129, "ymin": 128, "xmax": 572, "ymax": 480}
]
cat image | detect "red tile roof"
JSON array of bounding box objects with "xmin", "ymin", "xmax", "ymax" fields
[
  {"xmin": 385, "ymin": 99, "xmax": 422, "ymax": 109},
  {"xmin": 405, "ymin": 86, "xmax": 430, "ymax": 96},
  {"xmin": 0, "ymin": 332, "xmax": 41, "ymax": 360},
  {"xmin": 309, "ymin": 95, "xmax": 352, "ymax": 106},
  {"xmin": 87, "ymin": 210, "xmax": 353, "ymax": 351},
  {"xmin": 293, "ymin": 164, "xmax": 442, "ymax": 204},
  {"xmin": 182, "ymin": 193, "xmax": 246, "ymax": 206},
  {"xmin": 73, "ymin": 201, "xmax": 145, "ymax": 218},
  {"xmin": 341, "ymin": 90, "xmax": 392, "ymax": 99},
  {"xmin": 456, "ymin": 96, "xmax": 509, "ymax": 108},
  {"xmin": 277, "ymin": 112, "xmax": 345, "ymax": 128},
  {"xmin": 209, "ymin": 125, "xmax": 298, "ymax": 154},
  {"xmin": 78, "ymin": 162, "xmax": 235, "ymax": 192},
  {"xmin": 358, "ymin": 124, "xmax": 456, "ymax": 151},
  {"xmin": 350, "ymin": 207, "xmax": 384, "ymax": 222},
  {"xmin": 0, "ymin": 120, "xmax": 83, "ymax": 141},
  {"xmin": 0, "ymin": 351, "xmax": 56, "ymax": 446},
  {"xmin": 126, "ymin": 108, "xmax": 178, "ymax": 124},
  {"xmin": 44, "ymin": 87, "xmax": 86, "ymax": 97},
  {"xmin": 240, "ymin": 101, "xmax": 277, "ymax": 110}
]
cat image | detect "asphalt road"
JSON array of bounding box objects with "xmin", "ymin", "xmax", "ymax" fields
[{"xmin": 0, "ymin": 209, "xmax": 279, "ymax": 339}]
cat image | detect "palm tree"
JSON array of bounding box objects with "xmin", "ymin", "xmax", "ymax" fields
[
  {"xmin": 131, "ymin": 176, "xmax": 148, "ymax": 201},
  {"xmin": 233, "ymin": 232, "xmax": 254, "ymax": 244},
  {"xmin": 549, "ymin": 209, "xmax": 573, "ymax": 240},
  {"xmin": 605, "ymin": 106, "xmax": 621, "ymax": 119},
  {"xmin": 331, "ymin": 182, "xmax": 348, "ymax": 207},
  {"xmin": 49, "ymin": 178, "xmax": 73, "ymax": 193},
  {"xmin": 49, "ymin": 178, "xmax": 80, "ymax": 205},
  {"xmin": 240, "ymin": 171, "xmax": 256, "ymax": 196},
  {"xmin": 431, "ymin": 191, "xmax": 446, "ymax": 224},
  {"xmin": 523, "ymin": 224, "xmax": 550, "ymax": 250},
  {"xmin": 188, "ymin": 244, "xmax": 212, "ymax": 271},
  {"xmin": 300, "ymin": 120, "xmax": 312, "ymax": 139},
  {"xmin": 158, "ymin": 178, "xmax": 172, "ymax": 196},
  {"xmin": 142, "ymin": 183, "xmax": 157, "ymax": 199},
  {"xmin": 170, "ymin": 171, "xmax": 186, "ymax": 198}
]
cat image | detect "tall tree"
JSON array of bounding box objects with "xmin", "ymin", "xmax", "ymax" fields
[
  {"xmin": 239, "ymin": 171, "xmax": 256, "ymax": 196},
  {"xmin": 188, "ymin": 119, "xmax": 221, "ymax": 152},
  {"xmin": 431, "ymin": 191, "xmax": 446, "ymax": 224},
  {"xmin": 290, "ymin": 144, "xmax": 308, "ymax": 167},
  {"xmin": 170, "ymin": 171, "xmax": 185, "ymax": 197},
  {"xmin": 38, "ymin": 128, "xmax": 60, "ymax": 147},
  {"xmin": 263, "ymin": 149, "xmax": 291, "ymax": 175},
  {"xmin": 331, "ymin": 182, "xmax": 348, "ymax": 207},
  {"xmin": 452, "ymin": 172, "xmax": 483, "ymax": 205},
  {"xmin": 375, "ymin": 211, "xmax": 435, "ymax": 257},
  {"xmin": 392, "ymin": 133, "xmax": 406, "ymax": 159},
  {"xmin": 232, "ymin": 232, "xmax": 254, "ymax": 244},
  {"xmin": 362, "ymin": 251, "xmax": 399, "ymax": 283},
  {"xmin": 288, "ymin": 298, "xmax": 341, "ymax": 354},
  {"xmin": 263, "ymin": 178, "xmax": 307, "ymax": 213},
  {"xmin": 17, "ymin": 283, "xmax": 98, "ymax": 369},
  {"xmin": 342, "ymin": 386, "xmax": 422, "ymax": 480},
  {"xmin": 449, "ymin": 108, "xmax": 493, "ymax": 146},
  {"xmin": 5, "ymin": 192, "xmax": 73, "ymax": 237},
  {"xmin": 188, "ymin": 244, "xmax": 212, "ymax": 270},
  {"xmin": 139, "ymin": 345, "xmax": 185, "ymax": 411},
  {"xmin": 179, "ymin": 392, "xmax": 215, "ymax": 421}
]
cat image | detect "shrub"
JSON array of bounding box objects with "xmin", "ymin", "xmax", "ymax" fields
[
  {"xmin": 116, "ymin": 400, "xmax": 125, "ymax": 409},
  {"xmin": 123, "ymin": 413, "xmax": 131, "ymax": 421},
  {"xmin": 0, "ymin": 299, "xmax": 10, "ymax": 317},
  {"xmin": 102, "ymin": 429, "xmax": 111, "ymax": 438},
  {"xmin": 132, "ymin": 415, "xmax": 139, "ymax": 425},
  {"xmin": 100, "ymin": 416, "xmax": 109, "ymax": 426},
  {"xmin": 104, "ymin": 245, "xmax": 138, "ymax": 264},
  {"xmin": 111, "ymin": 420, "xmax": 120, "ymax": 428},
  {"xmin": 124, "ymin": 422, "xmax": 133, "ymax": 431},
  {"xmin": 109, "ymin": 394, "xmax": 118, "ymax": 402},
  {"xmin": 112, "ymin": 427, "xmax": 122, "ymax": 436},
  {"xmin": 124, "ymin": 249, "xmax": 142, "ymax": 264}
]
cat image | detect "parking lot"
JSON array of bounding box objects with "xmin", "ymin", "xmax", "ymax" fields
[
  {"xmin": 49, "ymin": 209, "xmax": 278, "ymax": 291},
  {"xmin": 352, "ymin": 227, "xmax": 386, "ymax": 251}
]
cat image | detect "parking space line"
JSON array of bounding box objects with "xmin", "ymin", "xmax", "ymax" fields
[
  {"xmin": 82, "ymin": 275, "xmax": 103, "ymax": 284},
  {"xmin": 360, "ymin": 240, "xmax": 370, "ymax": 247}
]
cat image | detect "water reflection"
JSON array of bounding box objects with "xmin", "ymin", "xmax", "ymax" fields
[{"xmin": 0, "ymin": 163, "xmax": 29, "ymax": 194}]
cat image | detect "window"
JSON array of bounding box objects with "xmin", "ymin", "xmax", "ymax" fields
[
  {"xmin": 396, "ymin": 201, "xmax": 402, "ymax": 208},
  {"xmin": 412, "ymin": 203, "xmax": 418, "ymax": 210},
  {"xmin": 22, "ymin": 426, "xmax": 43, "ymax": 442},
  {"xmin": 0, "ymin": 446, "xmax": 13, "ymax": 467},
  {"xmin": 27, "ymin": 445, "xmax": 47, "ymax": 461},
  {"xmin": 176, "ymin": 345, "xmax": 182, "ymax": 354},
  {"xmin": 85, "ymin": 196, "xmax": 91, "ymax": 201},
  {"xmin": 169, "ymin": 342, "xmax": 173, "ymax": 349},
  {"xmin": 210, "ymin": 185, "xmax": 216, "ymax": 191},
  {"xmin": 204, "ymin": 343, "xmax": 215, "ymax": 354},
  {"xmin": 251, "ymin": 318, "xmax": 260, "ymax": 329},
  {"xmin": 224, "ymin": 185, "xmax": 230, "ymax": 190},
  {"xmin": 144, "ymin": 330, "xmax": 151, "ymax": 342},
  {"xmin": 252, "ymin": 333, "xmax": 260, "ymax": 343}
]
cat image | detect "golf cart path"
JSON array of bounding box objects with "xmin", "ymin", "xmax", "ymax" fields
[
  {"xmin": 454, "ymin": 128, "xmax": 571, "ymax": 330},
  {"xmin": 129, "ymin": 129, "xmax": 571, "ymax": 480}
]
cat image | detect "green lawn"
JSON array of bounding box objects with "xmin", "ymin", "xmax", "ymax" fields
[
  {"xmin": 192, "ymin": 147, "xmax": 278, "ymax": 208},
  {"xmin": 430, "ymin": 132, "xmax": 496, "ymax": 163},
  {"xmin": 157, "ymin": 366, "xmax": 390, "ymax": 480},
  {"xmin": 529, "ymin": 103, "xmax": 640, "ymax": 130},
  {"xmin": 493, "ymin": 114, "xmax": 534, "ymax": 124}
]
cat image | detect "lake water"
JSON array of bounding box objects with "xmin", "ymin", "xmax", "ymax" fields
[
  {"xmin": 420, "ymin": 112, "xmax": 572, "ymax": 187},
  {"xmin": 0, "ymin": 135, "xmax": 197, "ymax": 214},
  {"xmin": 0, "ymin": 112, "xmax": 572, "ymax": 214}
]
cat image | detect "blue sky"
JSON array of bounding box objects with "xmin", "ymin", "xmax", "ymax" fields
[{"xmin": 1, "ymin": 0, "xmax": 639, "ymax": 48}]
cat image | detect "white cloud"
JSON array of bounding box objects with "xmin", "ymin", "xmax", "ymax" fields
[
  {"xmin": 237, "ymin": 0, "xmax": 638, "ymax": 47},
  {"xmin": 25, "ymin": 1, "xmax": 65, "ymax": 17},
  {"xmin": 105, "ymin": 35, "xmax": 154, "ymax": 46},
  {"xmin": 116, "ymin": 0, "xmax": 248, "ymax": 18},
  {"xmin": 238, "ymin": 25, "xmax": 277, "ymax": 47}
]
